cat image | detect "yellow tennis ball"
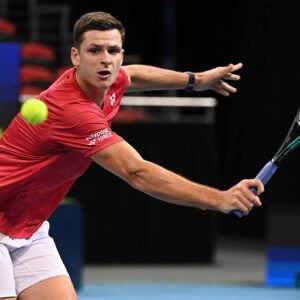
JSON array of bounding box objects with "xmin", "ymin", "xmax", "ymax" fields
[{"xmin": 20, "ymin": 98, "xmax": 48, "ymax": 125}]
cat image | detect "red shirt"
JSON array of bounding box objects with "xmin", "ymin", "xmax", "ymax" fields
[{"xmin": 0, "ymin": 67, "xmax": 129, "ymax": 238}]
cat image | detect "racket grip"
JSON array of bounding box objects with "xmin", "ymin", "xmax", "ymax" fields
[{"xmin": 233, "ymin": 161, "xmax": 278, "ymax": 218}]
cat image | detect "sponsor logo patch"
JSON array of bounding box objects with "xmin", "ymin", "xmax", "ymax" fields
[{"xmin": 86, "ymin": 128, "xmax": 113, "ymax": 145}]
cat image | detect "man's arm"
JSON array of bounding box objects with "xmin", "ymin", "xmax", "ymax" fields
[
  {"xmin": 123, "ymin": 63, "xmax": 242, "ymax": 96},
  {"xmin": 91, "ymin": 141, "xmax": 264, "ymax": 215}
]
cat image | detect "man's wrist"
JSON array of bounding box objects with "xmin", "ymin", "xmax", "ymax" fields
[{"xmin": 184, "ymin": 71, "xmax": 196, "ymax": 92}]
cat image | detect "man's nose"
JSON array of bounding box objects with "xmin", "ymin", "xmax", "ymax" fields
[{"xmin": 100, "ymin": 52, "xmax": 112, "ymax": 66}]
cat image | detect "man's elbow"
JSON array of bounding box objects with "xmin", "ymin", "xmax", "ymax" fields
[{"xmin": 123, "ymin": 160, "xmax": 148, "ymax": 191}]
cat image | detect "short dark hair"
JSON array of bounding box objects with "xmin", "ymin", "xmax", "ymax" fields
[{"xmin": 73, "ymin": 11, "xmax": 125, "ymax": 49}]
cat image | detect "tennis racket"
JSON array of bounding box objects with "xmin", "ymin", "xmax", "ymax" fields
[{"xmin": 233, "ymin": 107, "xmax": 300, "ymax": 217}]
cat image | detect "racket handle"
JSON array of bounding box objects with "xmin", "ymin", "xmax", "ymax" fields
[{"xmin": 233, "ymin": 161, "xmax": 278, "ymax": 218}]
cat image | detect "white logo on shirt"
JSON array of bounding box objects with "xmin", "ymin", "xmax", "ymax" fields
[
  {"xmin": 110, "ymin": 93, "xmax": 116, "ymax": 106},
  {"xmin": 86, "ymin": 128, "xmax": 113, "ymax": 145}
]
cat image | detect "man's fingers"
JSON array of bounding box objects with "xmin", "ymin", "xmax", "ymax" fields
[
  {"xmin": 231, "ymin": 62, "xmax": 243, "ymax": 71},
  {"xmin": 243, "ymin": 179, "xmax": 264, "ymax": 208},
  {"xmin": 223, "ymin": 73, "xmax": 241, "ymax": 81},
  {"xmin": 254, "ymin": 196, "xmax": 262, "ymax": 207},
  {"xmin": 248, "ymin": 178, "xmax": 265, "ymax": 195},
  {"xmin": 234, "ymin": 179, "xmax": 264, "ymax": 210},
  {"xmin": 219, "ymin": 81, "xmax": 237, "ymax": 93},
  {"xmin": 214, "ymin": 81, "xmax": 237, "ymax": 96}
]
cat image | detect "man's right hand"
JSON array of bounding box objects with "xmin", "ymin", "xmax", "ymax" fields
[{"xmin": 217, "ymin": 179, "xmax": 264, "ymax": 215}]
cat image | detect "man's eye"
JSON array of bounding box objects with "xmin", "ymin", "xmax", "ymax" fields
[
  {"xmin": 109, "ymin": 49, "xmax": 120, "ymax": 55},
  {"xmin": 89, "ymin": 48, "xmax": 99, "ymax": 54}
]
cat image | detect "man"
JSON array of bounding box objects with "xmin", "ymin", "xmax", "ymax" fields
[{"xmin": 0, "ymin": 11, "xmax": 263, "ymax": 300}]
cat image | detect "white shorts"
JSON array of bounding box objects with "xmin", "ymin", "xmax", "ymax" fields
[{"xmin": 0, "ymin": 221, "xmax": 69, "ymax": 298}]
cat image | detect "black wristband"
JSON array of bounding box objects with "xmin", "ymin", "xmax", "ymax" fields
[{"xmin": 184, "ymin": 71, "xmax": 196, "ymax": 92}]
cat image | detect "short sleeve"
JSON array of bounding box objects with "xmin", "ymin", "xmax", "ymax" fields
[{"xmin": 51, "ymin": 100, "xmax": 123, "ymax": 157}]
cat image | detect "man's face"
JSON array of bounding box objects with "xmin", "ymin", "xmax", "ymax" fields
[{"xmin": 71, "ymin": 29, "xmax": 124, "ymax": 91}]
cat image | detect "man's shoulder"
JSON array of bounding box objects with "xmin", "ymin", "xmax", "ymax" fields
[
  {"xmin": 110, "ymin": 67, "xmax": 130, "ymax": 91},
  {"xmin": 43, "ymin": 68, "xmax": 83, "ymax": 103},
  {"xmin": 51, "ymin": 67, "xmax": 76, "ymax": 91}
]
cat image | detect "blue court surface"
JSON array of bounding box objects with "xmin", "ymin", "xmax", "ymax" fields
[{"xmin": 78, "ymin": 282, "xmax": 300, "ymax": 300}]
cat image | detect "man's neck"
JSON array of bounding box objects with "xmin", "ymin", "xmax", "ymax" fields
[{"xmin": 75, "ymin": 71, "xmax": 107, "ymax": 107}]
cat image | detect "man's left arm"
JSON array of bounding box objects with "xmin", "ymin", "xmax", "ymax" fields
[{"xmin": 123, "ymin": 63, "xmax": 243, "ymax": 96}]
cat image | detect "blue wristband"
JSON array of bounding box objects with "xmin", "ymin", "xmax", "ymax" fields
[{"xmin": 184, "ymin": 72, "xmax": 196, "ymax": 92}]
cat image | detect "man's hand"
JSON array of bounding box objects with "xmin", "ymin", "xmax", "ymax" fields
[
  {"xmin": 194, "ymin": 63, "xmax": 243, "ymax": 96},
  {"xmin": 216, "ymin": 178, "xmax": 264, "ymax": 215}
]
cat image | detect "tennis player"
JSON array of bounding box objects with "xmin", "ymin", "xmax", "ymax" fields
[{"xmin": 0, "ymin": 11, "xmax": 264, "ymax": 300}]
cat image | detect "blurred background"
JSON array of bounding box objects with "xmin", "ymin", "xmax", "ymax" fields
[{"xmin": 0, "ymin": 0, "xmax": 299, "ymax": 295}]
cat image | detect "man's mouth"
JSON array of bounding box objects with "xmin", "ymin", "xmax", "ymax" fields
[{"xmin": 97, "ymin": 70, "xmax": 111, "ymax": 77}]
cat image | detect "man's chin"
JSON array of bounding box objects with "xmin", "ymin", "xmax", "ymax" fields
[{"xmin": 94, "ymin": 80, "xmax": 111, "ymax": 90}]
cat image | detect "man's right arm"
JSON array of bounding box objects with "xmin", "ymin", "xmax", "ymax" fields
[{"xmin": 90, "ymin": 141, "xmax": 264, "ymax": 215}]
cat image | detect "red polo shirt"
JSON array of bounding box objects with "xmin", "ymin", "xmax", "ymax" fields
[{"xmin": 0, "ymin": 67, "xmax": 129, "ymax": 238}]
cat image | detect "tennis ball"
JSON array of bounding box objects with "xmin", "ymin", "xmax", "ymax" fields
[{"xmin": 20, "ymin": 98, "xmax": 48, "ymax": 125}]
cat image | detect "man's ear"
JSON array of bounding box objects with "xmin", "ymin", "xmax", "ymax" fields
[
  {"xmin": 71, "ymin": 47, "xmax": 79, "ymax": 67},
  {"xmin": 120, "ymin": 49, "xmax": 124, "ymax": 65}
]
